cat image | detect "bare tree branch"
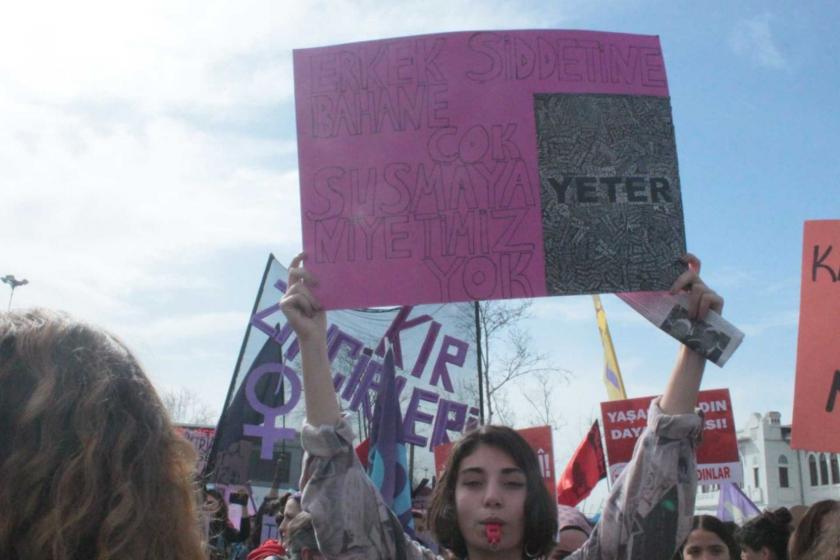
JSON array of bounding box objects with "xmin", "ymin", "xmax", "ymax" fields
[
  {"xmin": 161, "ymin": 387, "xmax": 217, "ymax": 425},
  {"xmin": 490, "ymin": 389, "xmax": 516, "ymax": 426},
  {"xmin": 460, "ymin": 300, "xmax": 570, "ymax": 425},
  {"xmin": 521, "ymin": 370, "xmax": 569, "ymax": 429}
]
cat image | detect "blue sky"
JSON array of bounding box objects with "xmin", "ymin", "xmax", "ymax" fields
[{"xmin": 2, "ymin": 1, "xmax": 838, "ymax": 508}]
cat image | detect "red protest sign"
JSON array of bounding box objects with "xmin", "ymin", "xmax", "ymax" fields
[
  {"xmin": 600, "ymin": 388, "xmax": 741, "ymax": 484},
  {"xmin": 792, "ymin": 220, "xmax": 840, "ymax": 452},
  {"xmin": 175, "ymin": 425, "xmax": 216, "ymax": 474},
  {"xmin": 433, "ymin": 425, "xmax": 555, "ymax": 497}
]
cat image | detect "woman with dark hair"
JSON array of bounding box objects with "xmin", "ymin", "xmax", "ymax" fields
[
  {"xmin": 285, "ymin": 512, "xmax": 324, "ymax": 560},
  {"xmin": 0, "ymin": 309, "xmax": 205, "ymax": 560},
  {"xmin": 737, "ymin": 508, "xmax": 793, "ymax": 560},
  {"xmin": 205, "ymin": 488, "xmax": 252, "ymax": 560},
  {"xmin": 278, "ymin": 492, "xmax": 303, "ymax": 543},
  {"xmin": 246, "ymin": 492, "xmax": 289, "ymax": 560},
  {"xmin": 426, "ymin": 424, "xmax": 557, "ymax": 557},
  {"xmin": 675, "ymin": 515, "xmax": 739, "ymax": 560},
  {"xmin": 248, "ymin": 493, "xmax": 284, "ymax": 551},
  {"xmin": 282, "ymin": 253, "xmax": 721, "ymax": 559},
  {"xmin": 247, "ymin": 461, "xmax": 290, "ymax": 549},
  {"xmin": 790, "ymin": 501, "xmax": 840, "ymax": 560}
]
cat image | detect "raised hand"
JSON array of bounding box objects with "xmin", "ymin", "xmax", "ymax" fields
[
  {"xmin": 280, "ymin": 253, "xmax": 327, "ymax": 343},
  {"xmin": 279, "ymin": 252, "xmax": 339, "ymax": 426},
  {"xmin": 670, "ymin": 253, "xmax": 724, "ymax": 320},
  {"xmin": 660, "ymin": 253, "xmax": 724, "ymax": 414}
]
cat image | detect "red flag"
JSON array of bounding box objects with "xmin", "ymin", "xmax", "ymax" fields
[
  {"xmin": 355, "ymin": 437, "xmax": 370, "ymax": 469},
  {"xmin": 556, "ymin": 421, "xmax": 607, "ymax": 506}
]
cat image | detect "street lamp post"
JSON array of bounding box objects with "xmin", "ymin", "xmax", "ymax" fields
[{"xmin": 1, "ymin": 275, "xmax": 29, "ymax": 311}]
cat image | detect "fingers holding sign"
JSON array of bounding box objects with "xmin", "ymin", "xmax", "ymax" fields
[{"xmin": 670, "ymin": 253, "xmax": 724, "ymax": 320}]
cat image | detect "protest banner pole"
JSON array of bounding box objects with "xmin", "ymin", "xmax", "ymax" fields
[
  {"xmin": 409, "ymin": 444, "xmax": 415, "ymax": 489},
  {"xmin": 600, "ymin": 420, "xmax": 612, "ymax": 492},
  {"xmin": 203, "ymin": 254, "xmax": 274, "ymax": 480},
  {"xmin": 474, "ymin": 301, "xmax": 485, "ymax": 425}
]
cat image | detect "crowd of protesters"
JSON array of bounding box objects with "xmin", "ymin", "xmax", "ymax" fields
[
  {"xmin": 2, "ymin": 256, "xmax": 839, "ymax": 559},
  {"xmin": 212, "ymin": 495, "xmax": 840, "ymax": 560},
  {"xmin": 673, "ymin": 504, "xmax": 840, "ymax": 560}
]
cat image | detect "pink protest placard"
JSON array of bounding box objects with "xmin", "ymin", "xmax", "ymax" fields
[{"xmin": 294, "ymin": 30, "xmax": 685, "ymax": 309}]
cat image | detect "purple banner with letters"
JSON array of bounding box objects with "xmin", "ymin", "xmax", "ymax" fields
[{"xmin": 207, "ymin": 254, "xmax": 479, "ymax": 486}]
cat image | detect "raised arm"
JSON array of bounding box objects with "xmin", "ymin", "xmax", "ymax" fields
[
  {"xmin": 658, "ymin": 253, "xmax": 724, "ymax": 415},
  {"xmin": 573, "ymin": 254, "xmax": 723, "ymax": 560},
  {"xmin": 279, "ymin": 253, "xmax": 340, "ymax": 428},
  {"xmin": 279, "ymin": 254, "xmax": 438, "ymax": 559}
]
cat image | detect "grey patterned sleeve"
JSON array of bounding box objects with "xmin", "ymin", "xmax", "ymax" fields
[
  {"xmin": 299, "ymin": 415, "xmax": 441, "ymax": 560},
  {"xmin": 571, "ymin": 398, "xmax": 702, "ymax": 560}
]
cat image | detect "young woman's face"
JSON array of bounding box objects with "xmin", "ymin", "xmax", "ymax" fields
[
  {"xmin": 279, "ymin": 498, "xmax": 301, "ymax": 542},
  {"xmin": 205, "ymin": 494, "xmax": 222, "ymax": 515},
  {"xmin": 682, "ymin": 528, "xmax": 731, "ymax": 560},
  {"xmin": 455, "ymin": 444, "xmax": 528, "ymax": 557}
]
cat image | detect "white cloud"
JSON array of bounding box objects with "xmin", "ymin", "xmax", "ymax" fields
[
  {"xmin": 723, "ymin": 363, "xmax": 795, "ymax": 429},
  {"xmin": 531, "ymin": 294, "xmax": 650, "ymax": 328},
  {"xmin": 1, "ymin": 1, "xmax": 571, "ymax": 324},
  {"xmin": 122, "ymin": 310, "xmax": 249, "ymax": 347},
  {"xmin": 0, "ymin": 0, "xmax": 553, "ymax": 111},
  {"xmin": 531, "ymin": 296, "xmax": 595, "ymax": 322},
  {"xmin": 0, "ymin": 0, "xmax": 559, "ymax": 300},
  {"xmin": 739, "ymin": 309, "xmax": 799, "ymax": 336},
  {"xmin": 729, "ymin": 14, "xmax": 788, "ymax": 70},
  {"xmin": 0, "ymin": 96, "xmax": 301, "ymax": 320},
  {"xmin": 1, "ymin": 0, "xmax": 575, "ymax": 420}
]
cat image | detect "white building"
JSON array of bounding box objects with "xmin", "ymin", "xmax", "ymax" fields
[{"xmin": 696, "ymin": 411, "xmax": 840, "ymax": 514}]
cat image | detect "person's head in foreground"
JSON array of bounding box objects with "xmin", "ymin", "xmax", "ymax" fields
[
  {"xmin": 427, "ymin": 424, "xmax": 558, "ymax": 559},
  {"xmin": 0, "ymin": 309, "xmax": 204, "ymax": 560},
  {"xmin": 277, "ymin": 492, "xmax": 302, "ymax": 543},
  {"xmin": 736, "ymin": 508, "xmax": 792, "ymax": 560},
  {"xmin": 794, "ymin": 523, "xmax": 840, "ymax": 560},
  {"xmin": 789, "ymin": 500, "xmax": 840, "ymax": 560},
  {"xmin": 677, "ymin": 515, "xmax": 739, "ymax": 560},
  {"xmin": 549, "ymin": 505, "xmax": 592, "ymax": 558},
  {"xmin": 286, "ymin": 512, "xmax": 323, "ymax": 560}
]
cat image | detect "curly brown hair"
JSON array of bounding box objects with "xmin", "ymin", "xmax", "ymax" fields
[
  {"xmin": 0, "ymin": 309, "xmax": 206, "ymax": 560},
  {"xmin": 427, "ymin": 425, "xmax": 557, "ymax": 559},
  {"xmin": 790, "ymin": 500, "xmax": 840, "ymax": 560}
]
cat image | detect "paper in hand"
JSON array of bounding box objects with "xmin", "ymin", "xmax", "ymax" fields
[{"xmin": 616, "ymin": 291, "xmax": 744, "ymax": 366}]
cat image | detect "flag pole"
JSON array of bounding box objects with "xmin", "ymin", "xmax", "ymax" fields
[
  {"xmin": 409, "ymin": 444, "xmax": 415, "ymax": 489},
  {"xmin": 592, "ymin": 294, "xmax": 630, "ymax": 493},
  {"xmin": 474, "ymin": 301, "xmax": 485, "ymax": 425},
  {"xmin": 203, "ymin": 254, "xmax": 274, "ymax": 481},
  {"xmin": 599, "ymin": 419, "xmax": 612, "ymax": 492}
]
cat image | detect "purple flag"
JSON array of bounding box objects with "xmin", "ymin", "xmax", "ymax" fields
[
  {"xmin": 717, "ymin": 481, "xmax": 760, "ymax": 524},
  {"xmin": 368, "ymin": 344, "xmax": 414, "ymax": 532}
]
